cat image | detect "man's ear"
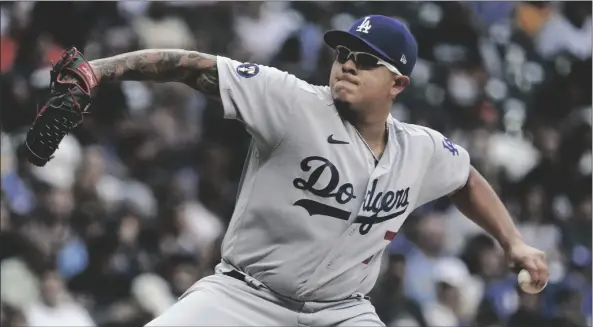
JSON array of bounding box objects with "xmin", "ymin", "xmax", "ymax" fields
[
  {"xmin": 395, "ymin": 76, "xmax": 409, "ymax": 88},
  {"xmin": 390, "ymin": 76, "xmax": 410, "ymax": 99}
]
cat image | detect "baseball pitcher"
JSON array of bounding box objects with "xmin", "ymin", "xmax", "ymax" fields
[{"xmin": 25, "ymin": 15, "xmax": 548, "ymax": 326}]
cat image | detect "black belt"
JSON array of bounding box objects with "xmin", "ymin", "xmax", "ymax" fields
[
  {"xmin": 223, "ymin": 269, "xmax": 247, "ymax": 282},
  {"xmin": 222, "ymin": 269, "xmax": 370, "ymax": 302},
  {"xmin": 222, "ymin": 269, "xmax": 265, "ymax": 290}
]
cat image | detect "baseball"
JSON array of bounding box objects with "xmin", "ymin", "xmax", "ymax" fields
[{"xmin": 517, "ymin": 269, "xmax": 547, "ymax": 294}]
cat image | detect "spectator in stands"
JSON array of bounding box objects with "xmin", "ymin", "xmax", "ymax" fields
[{"xmin": 24, "ymin": 269, "xmax": 96, "ymax": 326}]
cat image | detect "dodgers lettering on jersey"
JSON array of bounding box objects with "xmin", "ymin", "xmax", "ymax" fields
[
  {"xmin": 357, "ymin": 179, "xmax": 410, "ymax": 235},
  {"xmin": 215, "ymin": 56, "xmax": 471, "ymax": 301},
  {"xmin": 291, "ymin": 157, "xmax": 411, "ymax": 235}
]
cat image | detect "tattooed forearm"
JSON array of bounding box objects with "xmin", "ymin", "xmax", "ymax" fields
[{"xmin": 89, "ymin": 49, "xmax": 219, "ymax": 97}]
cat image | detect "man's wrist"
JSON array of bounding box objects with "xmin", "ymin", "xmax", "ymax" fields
[
  {"xmin": 90, "ymin": 63, "xmax": 102, "ymax": 84},
  {"xmin": 500, "ymin": 233, "xmax": 524, "ymax": 251}
]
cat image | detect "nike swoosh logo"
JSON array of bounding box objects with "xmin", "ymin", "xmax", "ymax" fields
[{"xmin": 327, "ymin": 134, "xmax": 349, "ymax": 144}]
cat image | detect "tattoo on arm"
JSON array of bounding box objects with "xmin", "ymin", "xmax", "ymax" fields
[{"xmin": 89, "ymin": 50, "xmax": 219, "ymax": 98}]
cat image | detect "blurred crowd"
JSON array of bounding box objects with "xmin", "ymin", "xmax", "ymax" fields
[{"xmin": 0, "ymin": 1, "xmax": 591, "ymax": 327}]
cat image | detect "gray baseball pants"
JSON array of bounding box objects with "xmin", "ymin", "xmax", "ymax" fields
[{"xmin": 144, "ymin": 269, "xmax": 385, "ymax": 326}]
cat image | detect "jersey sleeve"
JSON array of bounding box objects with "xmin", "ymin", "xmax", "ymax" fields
[
  {"xmin": 416, "ymin": 128, "xmax": 471, "ymax": 207},
  {"xmin": 216, "ymin": 56, "xmax": 299, "ymax": 149}
]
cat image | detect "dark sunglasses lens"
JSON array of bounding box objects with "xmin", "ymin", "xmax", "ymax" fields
[
  {"xmin": 355, "ymin": 53, "xmax": 380, "ymax": 68},
  {"xmin": 335, "ymin": 47, "xmax": 350, "ymax": 63}
]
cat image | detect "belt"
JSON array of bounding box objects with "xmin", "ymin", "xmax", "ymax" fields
[
  {"xmin": 223, "ymin": 269, "xmax": 247, "ymax": 282},
  {"xmin": 222, "ymin": 269, "xmax": 264, "ymax": 289},
  {"xmin": 222, "ymin": 269, "xmax": 369, "ymax": 302}
]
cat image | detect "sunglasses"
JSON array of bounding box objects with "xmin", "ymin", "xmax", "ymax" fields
[{"xmin": 335, "ymin": 45, "xmax": 403, "ymax": 76}]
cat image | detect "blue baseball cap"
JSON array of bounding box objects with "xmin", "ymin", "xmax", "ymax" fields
[{"xmin": 324, "ymin": 15, "xmax": 418, "ymax": 76}]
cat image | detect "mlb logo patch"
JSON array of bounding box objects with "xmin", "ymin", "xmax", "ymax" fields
[{"xmin": 236, "ymin": 63, "xmax": 259, "ymax": 78}]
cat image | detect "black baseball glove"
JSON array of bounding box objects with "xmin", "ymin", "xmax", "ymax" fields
[{"xmin": 25, "ymin": 47, "xmax": 99, "ymax": 167}]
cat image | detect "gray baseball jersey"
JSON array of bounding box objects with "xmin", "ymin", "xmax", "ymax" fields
[{"xmin": 215, "ymin": 56, "xmax": 470, "ymax": 302}]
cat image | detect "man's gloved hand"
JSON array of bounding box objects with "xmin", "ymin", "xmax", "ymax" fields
[{"xmin": 25, "ymin": 47, "xmax": 99, "ymax": 167}]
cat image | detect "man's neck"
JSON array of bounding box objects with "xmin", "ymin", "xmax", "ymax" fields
[
  {"xmin": 335, "ymin": 101, "xmax": 390, "ymax": 156},
  {"xmin": 351, "ymin": 110, "xmax": 390, "ymax": 147},
  {"xmin": 353, "ymin": 119, "xmax": 388, "ymax": 147}
]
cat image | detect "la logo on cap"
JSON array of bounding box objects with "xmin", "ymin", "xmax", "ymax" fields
[{"xmin": 356, "ymin": 17, "xmax": 372, "ymax": 34}]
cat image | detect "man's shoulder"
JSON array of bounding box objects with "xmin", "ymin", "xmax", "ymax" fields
[
  {"xmin": 286, "ymin": 75, "xmax": 332, "ymax": 104},
  {"xmin": 298, "ymin": 82, "xmax": 331, "ymax": 100},
  {"xmin": 391, "ymin": 120, "xmax": 440, "ymax": 140},
  {"xmin": 217, "ymin": 55, "xmax": 331, "ymax": 101},
  {"xmin": 390, "ymin": 120, "xmax": 451, "ymax": 156}
]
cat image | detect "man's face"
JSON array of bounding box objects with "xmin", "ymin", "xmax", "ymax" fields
[{"xmin": 329, "ymin": 45, "xmax": 408, "ymax": 111}]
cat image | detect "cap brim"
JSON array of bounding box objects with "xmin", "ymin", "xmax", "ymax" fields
[{"xmin": 324, "ymin": 30, "xmax": 393, "ymax": 65}]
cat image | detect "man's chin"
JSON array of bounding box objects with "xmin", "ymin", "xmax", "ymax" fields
[
  {"xmin": 333, "ymin": 99, "xmax": 357, "ymax": 120},
  {"xmin": 332, "ymin": 97, "xmax": 350, "ymax": 107},
  {"xmin": 332, "ymin": 89, "xmax": 353, "ymax": 104},
  {"xmin": 332, "ymin": 84, "xmax": 354, "ymax": 100}
]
